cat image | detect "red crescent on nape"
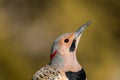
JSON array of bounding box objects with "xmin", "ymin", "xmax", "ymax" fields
[{"xmin": 50, "ymin": 50, "xmax": 57, "ymax": 61}]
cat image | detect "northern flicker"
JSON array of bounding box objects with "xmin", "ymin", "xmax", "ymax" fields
[{"xmin": 32, "ymin": 21, "xmax": 92, "ymax": 80}]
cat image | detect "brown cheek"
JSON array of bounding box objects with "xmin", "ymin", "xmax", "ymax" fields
[
  {"xmin": 59, "ymin": 33, "xmax": 75, "ymax": 50},
  {"xmin": 59, "ymin": 39, "xmax": 70, "ymax": 50}
]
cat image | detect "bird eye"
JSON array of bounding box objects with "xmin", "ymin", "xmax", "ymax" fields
[{"xmin": 64, "ymin": 39, "xmax": 69, "ymax": 43}]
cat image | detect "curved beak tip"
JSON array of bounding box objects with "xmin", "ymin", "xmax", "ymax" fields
[{"xmin": 75, "ymin": 21, "xmax": 92, "ymax": 38}]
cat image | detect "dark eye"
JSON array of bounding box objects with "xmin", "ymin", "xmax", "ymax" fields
[{"xmin": 64, "ymin": 39, "xmax": 69, "ymax": 43}]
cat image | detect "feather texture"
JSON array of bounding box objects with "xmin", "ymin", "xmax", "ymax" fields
[{"xmin": 32, "ymin": 65, "xmax": 67, "ymax": 80}]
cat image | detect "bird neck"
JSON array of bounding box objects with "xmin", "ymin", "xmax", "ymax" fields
[
  {"xmin": 49, "ymin": 53, "xmax": 64, "ymax": 68},
  {"xmin": 49, "ymin": 51, "xmax": 82, "ymax": 72},
  {"xmin": 61, "ymin": 52, "xmax": 82, "ymax": 72}
]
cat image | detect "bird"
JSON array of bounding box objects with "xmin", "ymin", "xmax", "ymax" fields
[{"xmin": 32, "ymin": 21, "xmax": 92, "ymax": 80}]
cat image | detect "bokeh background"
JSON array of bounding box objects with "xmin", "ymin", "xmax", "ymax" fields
[{"xmin": 0, "ymin": 0, "xmax": 120, "ymax": 80}]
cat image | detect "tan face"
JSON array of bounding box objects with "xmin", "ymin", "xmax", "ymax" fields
[{"xmin": 57, "ymin": 33, "xmax": 81, "ymax": 55}]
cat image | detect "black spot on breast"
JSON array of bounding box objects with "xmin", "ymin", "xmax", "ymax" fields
[{"xmin": 65, "ymin": 68, "xmax": 86, "ymax": 80}]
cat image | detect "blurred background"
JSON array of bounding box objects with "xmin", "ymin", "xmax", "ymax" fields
[{"xmin": 0, "ymin": 0, "xmax": 120, "ymax": 80}]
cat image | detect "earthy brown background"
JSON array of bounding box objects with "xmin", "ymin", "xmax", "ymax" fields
[{"xmin": 0, "ymin": 0, "xmax": 120, "ymax": 80}]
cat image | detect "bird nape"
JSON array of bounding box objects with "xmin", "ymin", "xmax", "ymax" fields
[{"xmin": 32, "ymin": 21, "xmax": 92, "ymax": 80}]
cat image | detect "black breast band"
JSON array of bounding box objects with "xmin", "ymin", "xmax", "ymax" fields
[{"xmin": 65, "ymin": 68, "xmax": 86, "ymax": 80}]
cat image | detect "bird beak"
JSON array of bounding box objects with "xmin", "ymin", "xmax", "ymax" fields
[
  {"xmin": 69, "ymin": 21, "xmax": 92, "ymax": 52},
  {"xmin": 75, "ymin": 21, "xmax": 92, "ymax": 39}
]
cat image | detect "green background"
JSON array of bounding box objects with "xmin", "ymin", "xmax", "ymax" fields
[{"xmin": 0, "ymin": 0, "xmax": 120, "ymax": 80}]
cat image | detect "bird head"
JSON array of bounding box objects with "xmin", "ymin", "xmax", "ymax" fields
[{"xmin": 49, "ymin": 21, "xmax": 91, "ymax": 69}]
